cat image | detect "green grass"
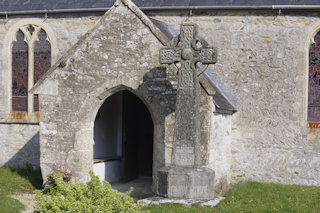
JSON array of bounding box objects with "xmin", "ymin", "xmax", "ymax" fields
[
  {"xmin": 0, "ymin": 196, "xmax": 25, "ymax": 213},
  {"xmin": 0, "ymin": 166, "xmax": 43, "ymax": 213},
  {"xmin": 1, "ymin": 168, "xmax": 320, "ymax": 213},
  {"xmin": 144, "ymin": 182, "xmax": 320, "ymax": 212}
]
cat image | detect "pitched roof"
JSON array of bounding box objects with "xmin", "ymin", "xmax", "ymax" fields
[
  {"xmin": 29, "ymin": 0, "xmax": 238, "ymax": 113},
  {"xmin": 0, "ymin": 0, "xmax": 319, "ymax": 12},
  {"xmin": 30, "ymin": 0, "xmax": 171, "ymax": 94},
  {"xmin": 200, "ymin": 69, "xmax": 238, "ymax": 114}
]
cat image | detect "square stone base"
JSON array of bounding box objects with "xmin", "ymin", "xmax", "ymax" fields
[{"xmin": 157, "ymin": 167, "xmax": 215, "ymax": 199}]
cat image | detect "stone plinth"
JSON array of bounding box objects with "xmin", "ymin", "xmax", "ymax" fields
[{"xmin": 157, "ymin": 167, "xmax": 215, "ymax": 199}]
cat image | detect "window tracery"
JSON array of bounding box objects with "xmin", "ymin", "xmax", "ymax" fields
[{"xmin": 11, "ymin": 25, "xmax": 51, "ymax": 113}]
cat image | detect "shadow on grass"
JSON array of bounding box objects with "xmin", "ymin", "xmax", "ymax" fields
[
  {"xmin": 4, "ymin": 165, "xmax": 43, "ymax": 190},
  {"xmin": 12, "ymin": 165, "xmax": 43, "ymax": 190}
]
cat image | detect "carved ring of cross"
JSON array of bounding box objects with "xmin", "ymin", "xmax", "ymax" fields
[{"xmin": 159, "ymin": 23, "xmax": 217, "ymax": 76}]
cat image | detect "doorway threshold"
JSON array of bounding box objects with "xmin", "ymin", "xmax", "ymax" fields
[{"xmin": 111, "ymin": 176, "xmax": 153, "ymax": 199}]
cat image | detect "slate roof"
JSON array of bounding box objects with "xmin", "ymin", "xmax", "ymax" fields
[
  {"xmin": 0, "ymin": 0, "xmax": 319, "ymax": 12},
  {"xmin": 202, "ymin": 69, "xmax": 238, "ymax": 113}
]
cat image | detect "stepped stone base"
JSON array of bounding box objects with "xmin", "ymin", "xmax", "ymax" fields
[{"xmin": 157, "ymin": 167, "xmax": 215, "ymax": 199}]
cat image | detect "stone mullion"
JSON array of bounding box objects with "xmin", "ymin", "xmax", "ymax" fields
[{"xmin": 28, "ymin": 40, "xmax": 34, "ymax": 114}]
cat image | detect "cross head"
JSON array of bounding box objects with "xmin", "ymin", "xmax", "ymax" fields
[{"xmin": 159, "ymin": 23, "xmax": 217, "ymax": 89}]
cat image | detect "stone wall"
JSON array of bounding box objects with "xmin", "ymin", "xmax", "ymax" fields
[
  {"xmin": 2, "ymin": 2, "xmax": 320, "ymax": 190},
  {"xmin": 0, "ymin": 15, "xmax": 98, "ymax": 119},
  {"xmin": 209, "ymin": 112, "xmax": 232, "ymax": 193},
  {"xmin": 33, "ymin": 2, "xmax": 178, "ymax": 186},
  {"xmin": 0, "ymin": 15, "xmax": 99, "ymax": 167},
  {"xmin": 152, "ymin": 11, "xmax": 320, "ymax": 186},
  {"xmin": 0, "ymin": 124, "xmax": 39, "ymax": 168}
]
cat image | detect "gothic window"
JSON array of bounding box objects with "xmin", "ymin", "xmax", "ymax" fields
[
  {"xmin": 33, "ymin": 29, "xmax": 51, "ymax": 111},
  {"xmin": 11, "ymin": 25, "xmax": 51, "ymax": 113},
  {"xmin": 308, "ymin": 31, "xmax": 320, "ymax": 121},
  {"xmin": 12, "ymin": 30, "xmax": 28, "ymax": 112}
]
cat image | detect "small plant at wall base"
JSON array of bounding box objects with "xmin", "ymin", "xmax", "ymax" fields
[
  {"xmin": 58, "ymin": 61, "xmax": 66, "ymax": 68},
  {"xmin": 43, "ymin": 170, "xmax": 71, "ymax": 195},
  {"xmin": 47, "ymin": 171, "xmax": 71, "ymax": 184},
  {"xmin": 35, "ymin": 171, "xmax": 148, "ymax": 213}
]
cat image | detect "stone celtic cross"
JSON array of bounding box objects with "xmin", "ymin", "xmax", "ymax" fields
[{"xmin": 160, "ymin": 23, "xmax": 217, "ymax": 168}]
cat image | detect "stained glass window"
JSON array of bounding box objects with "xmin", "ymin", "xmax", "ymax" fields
[
  {"xmin": 308, "ymin": 31, "xmax": 320, "ymax": 121},
  {"xmin": 33, "ymin": 29, "xmax": 51, "ymax": 112},
  {"xmin": 11, "ymin": 26, "xmax": 51, "ymax": 113},
  {"xmin": 12, "ymin": 30, "xmax": 28, "ymax": 112}
]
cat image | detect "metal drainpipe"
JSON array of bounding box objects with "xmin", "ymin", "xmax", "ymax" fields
[{"xmin": 1, "ymin": 5, "xmax": 320, "ymax": 16}]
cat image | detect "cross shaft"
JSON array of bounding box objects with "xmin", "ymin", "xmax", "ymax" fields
[{"xmin": 159, "ymin": 23, "xmax": 217, "ymax": 168}]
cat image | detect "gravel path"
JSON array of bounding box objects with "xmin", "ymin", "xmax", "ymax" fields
[{"xmin": 11, "ymin": 193, "xmax": 36, "ymax": 213}]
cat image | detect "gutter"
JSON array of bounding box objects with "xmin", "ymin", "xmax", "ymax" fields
[{"xmin": 1, "ymin": 5, "xmax": 320, "ymax": 16}]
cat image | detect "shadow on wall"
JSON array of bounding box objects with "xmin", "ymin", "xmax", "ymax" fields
[
  {"xmin": 137, "ymin": 67, "xmax": 177, "ymax": 170},
  {"xmin": 138, "ymin": 67, "xmax": 177, "ymax": 119},
  {"xmin": 3, "ymin": 131, "xmax": 42, "ymax": 188},
  {"xmin": 5, "ymin": 131, "xmax": 40, "ymax": 169}
]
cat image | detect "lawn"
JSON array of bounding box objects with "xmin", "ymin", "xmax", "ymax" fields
[
  {"xmin": 1, "ymin": 166, "xmax": 320, "ymax": 212},
  {"xmin": 144, "ymin": 182, "xmax": 320, "ymax": 212},
  {"xmin": 0, "ymin": 166, "xmax": 42, "ymax": 213}
]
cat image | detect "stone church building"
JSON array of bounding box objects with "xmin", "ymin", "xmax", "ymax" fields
[{"xmin": 1, "ymin": 0, "xmax": 320, "ymax": 198}]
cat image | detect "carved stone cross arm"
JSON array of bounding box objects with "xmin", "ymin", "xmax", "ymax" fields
[
  {"xmin": 158, "ymin": 23, "xmax": 218, "ymax": 168},
  {"xmin": 159, "ymin": 23, "xmax": 217, "ymax": 76},
  {"xmin": 157, "ymin": 23, "xmax": 217, "ymax": 199}
]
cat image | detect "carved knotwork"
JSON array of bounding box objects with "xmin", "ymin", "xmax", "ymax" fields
[
  {"xmin": 159, "ymin": 23, "xmax": 218, "ymax": 168},
  {"xmin": 159, "ymin": 23, "xmax": 217, "ymax": 88}
]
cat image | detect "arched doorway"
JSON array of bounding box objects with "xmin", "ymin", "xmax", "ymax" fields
[{"xmin": 93, "ymin": 90, "xmax": 154, "ymax": 184}]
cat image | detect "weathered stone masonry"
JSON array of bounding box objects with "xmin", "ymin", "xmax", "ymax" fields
[
  {"xmin": 2, "ymin": 0, "xmax": 320, "ymax": 195},
  {"xmin": 33, "ymin": 2, "xmax": 178, "ymax": 185},
  {"xmin": 152, "ymin": 12, "xmax": 320, "ymax": 186},
  {"xmin": 0, "ymin": 16, "xmax": 97, "ymax": 168}
]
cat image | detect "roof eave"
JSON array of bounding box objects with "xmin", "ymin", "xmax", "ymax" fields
[{"xmin": 2, "ymin": 5, "xmax": 320, "ymax": 16}]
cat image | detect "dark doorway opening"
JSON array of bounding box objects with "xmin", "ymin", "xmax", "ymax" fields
[{"xmin": 93, "ymin": 90, "xmax": 153, "ymax": 184}]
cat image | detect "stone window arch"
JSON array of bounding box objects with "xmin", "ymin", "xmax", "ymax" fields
[
  {"xmin": 11, "ymin": 29, "xmax": 28, "ymax": 112},
  {"xmin": 11, "ymin": 25, "xmax": 51, "ymax": 113},
  {"xmin": 308, "ymin": 31, "xmax": 320, "ymax": 121},
  {"xmin": 2, "ymin": 19, "xmax": 57, "ymax": 123}
]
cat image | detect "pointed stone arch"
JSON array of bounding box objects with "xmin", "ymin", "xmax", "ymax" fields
[
  {"xmin": 94, "ymin": 85, "xmax": 157, "ymax": 125},
  {"xmin": 92, "ymin": 88, "xmax": 154, "ymax": 188},
  {"xmin": 70, "ymin": 83, "xmax": 170, "ymax": 188}
]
